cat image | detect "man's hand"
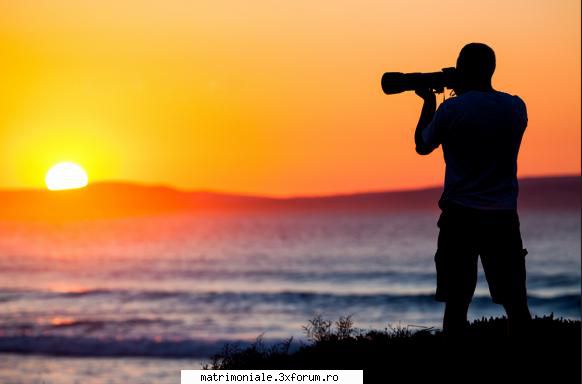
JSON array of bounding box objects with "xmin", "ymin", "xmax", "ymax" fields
[{"xmin": 415, "ymin": 88, "xmax": 437, "ymax": 103}]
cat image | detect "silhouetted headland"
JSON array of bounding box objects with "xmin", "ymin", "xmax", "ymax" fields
[{"xmin": 0, "ymin": 175, "xmax": 578, "ymax": 221}]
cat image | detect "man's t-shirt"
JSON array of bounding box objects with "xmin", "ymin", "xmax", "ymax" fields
[{"xmin": 421, "ymin": 90, "xmax": 528, "ymax": 210}]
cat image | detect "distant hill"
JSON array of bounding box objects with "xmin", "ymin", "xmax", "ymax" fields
[{"xmin": 0, "ymin": 175, "xmax": 578, "ymax": 221}]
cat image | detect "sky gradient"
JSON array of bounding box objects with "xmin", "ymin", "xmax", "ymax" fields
[{"xmin": 0, "ymin": 0, "xmax": 580, "ymax": 196}]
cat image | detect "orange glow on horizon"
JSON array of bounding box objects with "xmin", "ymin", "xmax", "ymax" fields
[{"xmin": 0, "ymin": 0, "xmax": 579, "ymax": 196}]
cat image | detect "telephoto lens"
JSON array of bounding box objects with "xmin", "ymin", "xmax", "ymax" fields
[{"xmin": 381, "ymin": 67, "xmax": 457, "ymax": 95}]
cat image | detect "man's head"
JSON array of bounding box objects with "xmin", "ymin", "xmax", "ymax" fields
[{"xmin": 455, "ymin": 43, "xmax": 496, "ymax": 92}]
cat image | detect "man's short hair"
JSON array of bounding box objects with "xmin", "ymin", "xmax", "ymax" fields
[{"xmin": 457, "ymin": 43, "xmax": 496, "ymax": 80}]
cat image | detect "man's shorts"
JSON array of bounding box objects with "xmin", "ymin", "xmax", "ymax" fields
[{"xmin": 434, "ymin": 202, "xmax": 528, "ymax": 305}]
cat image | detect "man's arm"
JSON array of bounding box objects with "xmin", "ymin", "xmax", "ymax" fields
[{"xmin": 414, "ymin": 89, "xmax": 437, "ymax": 155}]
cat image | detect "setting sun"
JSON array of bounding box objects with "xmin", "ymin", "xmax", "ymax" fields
[{"xmin": 45, "ymin": 162, "xmax": 89, "ymax": 191}]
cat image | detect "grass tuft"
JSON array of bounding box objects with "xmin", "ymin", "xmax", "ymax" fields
[{"xmin": 205, "ymin": 315, "xmax": 580, "ymax": 383}]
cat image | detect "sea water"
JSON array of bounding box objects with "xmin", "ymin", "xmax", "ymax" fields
[{"xmin": 0, "ymin": 210, "xmax": 579, "ymax": 383}]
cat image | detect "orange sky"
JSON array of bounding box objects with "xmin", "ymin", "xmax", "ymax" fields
[{"xmin": 0, "ymin": 0, "xmax": 579, "ymax": 196}]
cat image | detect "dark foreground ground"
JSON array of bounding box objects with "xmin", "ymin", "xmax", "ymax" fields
[{"xmin": 206, "ymin": 315, "xmax": 580, "ymax": 384}]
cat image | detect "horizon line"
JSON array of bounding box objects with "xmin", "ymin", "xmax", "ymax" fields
[{"xmin": 1, "ymin": 172, "xmax": 578, "ymax": 200}]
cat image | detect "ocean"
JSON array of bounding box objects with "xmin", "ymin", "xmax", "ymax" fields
[{"xmin": 0, "ymin": 210, "xmax": 579, "ymax": 383}]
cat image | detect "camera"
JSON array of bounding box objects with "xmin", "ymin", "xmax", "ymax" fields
[{"xmin": 381, "ymin": 67, "xmax": 457, "ymax": 95}]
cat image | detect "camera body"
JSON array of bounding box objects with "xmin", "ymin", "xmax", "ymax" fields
[{"xmin": 381, "ymin": 67, "xmax": 458, "ymax": 95}]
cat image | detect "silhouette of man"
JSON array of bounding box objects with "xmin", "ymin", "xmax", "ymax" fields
[{"xmin": 414, "ymin": 43, "xmax": 531, "ymax": 336}]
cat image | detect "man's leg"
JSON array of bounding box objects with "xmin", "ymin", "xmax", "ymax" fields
[
  {"xmin": 434, "ymin": 206, "xmax": 479, "ymax": 336},
  {"xmin": 443, "ymin": 299, "xmax": 471, "ymax": 336},
  {"xmin": 503, "ymin": 298, "xmax": 532, "ymax": 337},
  {"xmin": 481, "ymin": 213, "xmax": 531, "ymax": 336}
]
